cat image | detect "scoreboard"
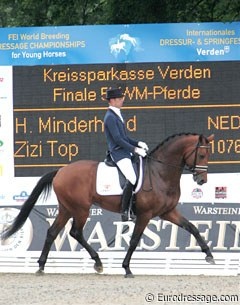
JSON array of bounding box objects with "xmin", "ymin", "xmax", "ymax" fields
[
  {"xmin": 13, "ymin": 61, "xmax": 240, "ymax": 176},
  {"xmin": 0, "ymin": 22, "xmax": 239, "ymax": 177}
]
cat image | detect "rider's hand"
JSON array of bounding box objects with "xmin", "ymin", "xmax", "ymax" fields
[
  {"xmin": 135, "ymin": 147, "xmax": 147, "ymax": 157},
  {"xmin": 138, "ymin": 141, "xmax": 149, "ymax": 152}
]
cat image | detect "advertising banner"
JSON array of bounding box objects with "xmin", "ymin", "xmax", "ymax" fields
[
  {"xmin": 0, "ymin": 22, "xmax": 239, "ymax": 275},
  {"xmin": 0, "ymin": 22, "xmax": 239, "ymax": 65},
  {"xmin": 0, "ymin": 174, "xmax": 239, "ymax": 275},
  {"xmin": 0, "ymin": 66, "xmax": 14, "ymax": 177}
]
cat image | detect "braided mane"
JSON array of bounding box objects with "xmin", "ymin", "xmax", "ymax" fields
[{"xmin": 150, "ymin": 132, "xmax": 200, "ymax": 154}]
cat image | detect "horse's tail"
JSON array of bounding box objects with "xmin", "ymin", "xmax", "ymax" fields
[{"xmin": 1, "ymin": 169, "xmax": 58, "ymax": 240}]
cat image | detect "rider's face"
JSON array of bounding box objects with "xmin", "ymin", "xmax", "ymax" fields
[{"xmin": 109, "ymin": 96, "xmax": 125, "ymax": 109}]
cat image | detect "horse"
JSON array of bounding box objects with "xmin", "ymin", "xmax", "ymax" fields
[
  {"xmin": 119, "ymin": 34, "xmax": 137, "ymax": 46},
  {"xmin": 110, "ymin": 40, "xmax": 126, "ymax": 55},
  {"xmin": 1, "ymin": 132, "xmax": 215, "ymax": 278}
]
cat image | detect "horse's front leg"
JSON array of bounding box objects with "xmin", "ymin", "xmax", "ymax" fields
[
  {"xmin": 122, "ymin": 215, "xmax": 150, "ymax": 278},
  {"xmin": 162, "ymin": 208, "xmax": 215, "ymax": 264}
]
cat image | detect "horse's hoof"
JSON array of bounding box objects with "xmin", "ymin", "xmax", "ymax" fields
[
  {"xmin": 124, "ymin": 273, "xmax": 134, "ymax": 278},
  {"xmin": 94, "ymin": 263, "xmax": 103, "ymax": 273},
  {"xmin": 35, "ymin": 269, "xmax": 45, "ymax": 276},
  {"xmin": 206, "ymin": 256, "xmax": 215, "ymax": 264}
]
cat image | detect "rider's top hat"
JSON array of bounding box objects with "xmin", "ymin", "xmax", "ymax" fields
[{"xmin": 105, "ymin": 88, "xmax": 124, "ymax": 100}]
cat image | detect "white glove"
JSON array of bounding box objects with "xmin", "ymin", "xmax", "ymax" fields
[
  {"xmin": 135, "ymin": 147, "xmax": 147, "ymax": 157},
  {"xmin": 138, "ymin": 141, "xmax": 149, "ymax": 152}
]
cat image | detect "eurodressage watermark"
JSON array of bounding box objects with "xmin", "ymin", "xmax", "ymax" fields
[{"xmin": 144, "ymin": 292, "xmax": 240, "ymax": 304}]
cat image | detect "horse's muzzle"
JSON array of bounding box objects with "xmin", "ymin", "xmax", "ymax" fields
[{"xmin": 193, "ymin": 172, "xmax": 207, "ymax": 185}]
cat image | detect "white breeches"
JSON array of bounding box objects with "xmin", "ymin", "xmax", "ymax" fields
[{"xmin": 116, "ymin": 158, "xmax": 137, "ymax": 185}]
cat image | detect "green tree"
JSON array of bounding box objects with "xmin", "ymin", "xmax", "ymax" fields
[
  {"xmin": 105, "ymin": 0, "xmax": 240, "ymax": 23},
  {"xmin": 0, "ymin": 0, "xmax": 239, "ymax": 27},
  {"xmin": 0, "ymin": 0, "xmax": 107, "ymax": 27},
  {"xmin": 177, "ymin": 0, "xmax": 240, "ymax": 22}
]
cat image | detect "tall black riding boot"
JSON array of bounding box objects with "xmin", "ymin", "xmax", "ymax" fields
[{"xmin": 121, "ymin": 180, "xmax": 134, "ymax": 222}]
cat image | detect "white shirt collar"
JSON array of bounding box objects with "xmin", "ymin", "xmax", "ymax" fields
[{"xmin": 109, "ymin": 106, "xmax": 124, "ymax": 122}]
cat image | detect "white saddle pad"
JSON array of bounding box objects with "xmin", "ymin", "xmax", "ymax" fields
[{"xmin": 96, "ymin": 157, "xmax": 143, "ymax": 196}]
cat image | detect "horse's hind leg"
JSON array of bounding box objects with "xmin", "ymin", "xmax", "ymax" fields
[
  {"xmin": 162, "ymin": 208, "xmax": 215, "ymax": 264},
  {"xmin": 70, "ymin": 217, "xmax": 103, "ymax": 273},
  {"xmin": 36, "ymin": 205, "xmax": 71, "ymax": 274}
]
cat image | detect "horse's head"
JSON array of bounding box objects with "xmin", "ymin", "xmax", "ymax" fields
[{"xmin": 184, "ymin": 134, "xmax": 214, "ymax": 185}]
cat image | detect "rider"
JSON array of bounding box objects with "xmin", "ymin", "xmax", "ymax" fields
[{"xmin": 103, "ymin": 87, "xmax": 149, "ymax": 221}]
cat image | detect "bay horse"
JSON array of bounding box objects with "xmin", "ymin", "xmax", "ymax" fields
[{"xmin": 2, "ymin": 132, "xmax": 215, "ymax": 278}]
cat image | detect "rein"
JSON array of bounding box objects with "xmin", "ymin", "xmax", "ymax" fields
[
  {"xmin": 146, "ymin": 154, "xmax": 185, "ymax": 170},
  {"xmin": 146, "ymin": 143, "xmax": 210, "ymax": 172},
  {"xmin": 144, "ymin": 137, "xmax": 210, "ymax": 191}
]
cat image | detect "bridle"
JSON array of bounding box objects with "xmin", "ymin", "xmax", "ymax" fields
[
  {"xmin": 144, "ymin": 136, "xmax": 210, "ymax": 191},
  {"xmin": 146, "ymin": 136, "xmax": 210, "ymax": 175},
  {"xmin": 184, "ymin": 141, "xmax": 210, "ymax": 175}
]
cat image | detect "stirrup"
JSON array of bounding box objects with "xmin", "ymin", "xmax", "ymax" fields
[{"xmin": 121, "ymin": 209, "xmax": 136, "ymax": 222}]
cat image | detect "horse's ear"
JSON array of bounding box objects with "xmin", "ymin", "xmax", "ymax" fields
[
  {"xmin": 199, "ymin": 134, "xmax": 204, "ymax": 143},
  {"xmin": 207, "ymin": 134, "xmax": 214, "ymax": 142}
]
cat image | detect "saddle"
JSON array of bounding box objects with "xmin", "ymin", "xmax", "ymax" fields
[{"xmin": 96, "ymin": 152, "xmax": 144, "ymax": 196}]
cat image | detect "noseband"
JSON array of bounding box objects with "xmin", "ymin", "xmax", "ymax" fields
[{"xmin": 184, "ymin": 139, "xmax": 210, "ymax": 175}]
